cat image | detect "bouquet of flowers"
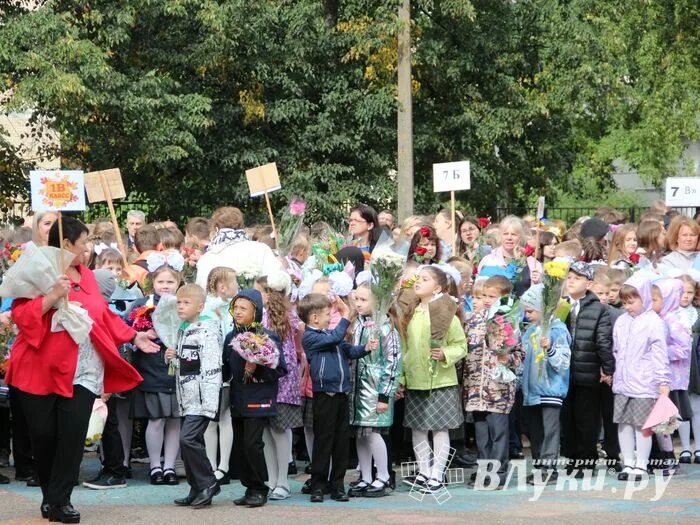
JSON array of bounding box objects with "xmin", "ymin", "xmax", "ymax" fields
[
  {"xmin": 0, "ymin": 315, "xmax": 16, "ymax": 375},
  {"xmin": 486, "ymin": 297, "xmax": 521, "ymax": 383},
  {"xmin": 229, "ymin": 326, "xmax": 280, "ymax": 383},
  {"xmin": 127, "ymin": 302, "xmax": 155, "ymax": 332},
  {"xmin": 0, "ymin": 242, "xmax": 24, "ymax": 280},
  {"xmin": 369, "ymin": 233, "xmax": 407, "ymax": 338},
  {"xmin": 232, "ymin": 259, "xmax": 262, "ymax": 290},
  {"xmin": 276, "ymin": 198, "xmax": 306, "ymax": 255},
  {"xmin": 535, "ymin": 259, "xmax": 571, "ymax": 376},
  {"xmin": 151, "ymin": 295, "xmax": 181, "ymax": 376}
]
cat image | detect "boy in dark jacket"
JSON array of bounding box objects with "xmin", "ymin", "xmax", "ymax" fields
[
  {"xmin": 298, "ymin": 293, "xmax": 378, "ymax": 503},
  {"xmin": 223, "ymin": 289, "xmax": 287, "ymax": 508},
  {"xmin": 561, "ymin": 262, "xmax": 614, "ymax": 476}
]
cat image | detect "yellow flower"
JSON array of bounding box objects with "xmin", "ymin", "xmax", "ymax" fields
[{"xmin": 544, "ymin": 261, "xmax": 569, "ymax": 280}]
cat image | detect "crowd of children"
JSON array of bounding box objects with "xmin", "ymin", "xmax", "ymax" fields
[{"xmin": 1, "ymin": 200, "xmax": 700, "ymax": 513}]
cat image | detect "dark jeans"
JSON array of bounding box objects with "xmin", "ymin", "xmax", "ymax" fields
[
  {"xmin": 311, "ymin": 392, "xmax": 350, "ymax": 492},
  {"xmin": 233, "ymin": 417, "xmax": 268, "ymax": 496},
  {"xmin": 509, "ymin": 390, "xmax": 523, "ymax": 452},
  {"xmin": 561, "ymin": 383, "xmax": 601, "ymax": 469},
  {"xmin": 101, "ymin": 396, "xmax": 126, "ymax": 478},
  {"xmin": 0, "ymin": 406, "xmax": 9, "ymax": 451},
  {"xmin": 9, "ymin": 386, "xmax": 35, "ymax": 477},
  {"xmin": 181, "ymin": 415, "xmax": 216, "ymax": 492},
  {"xmin": 523, "ymin": 405, "xmax": 561, "ymax": 469},
  {"xmin": 15, "ymin": 385, "xmax": 95, "ymax": 505}
]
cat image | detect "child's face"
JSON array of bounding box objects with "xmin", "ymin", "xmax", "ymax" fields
[
  {"xmin": 354, "ymin": 286, "xmax": 374, "ymax": 317},
  {"xmin": 681, "ymin": 281, "xmax": 696, "ymax": 308},
  {"xmin": 591, "ymin": 283, "xmax": 610, "ymax": 304},
  {"xmin": 623, "ymin": 231, "xmax": 638, "ymax": 257},
  {"xmin": 232, "ymin": 298, "xmax": 256, "ymax": 326},
  {"xmin": 481, "ymin": 286, "xmax": 502, "ymax": 311},
  {"xmin": 413, "ymin": 269, "xmax": 441, "ymax": 299},
  {"xmin": 623, "ymin": 296, "xmax": 644, "ymax": 317},
  {"xmin": 524, "ymin": 307, "xmax": 542, "ymax": 323},
  {"xmin": 417, "ymin": 236, "xmax": 437, "ymax": 260},
  {"xmin": 608, "ymin": 284, "xmax": 622, "ymax": 304},
  {"xmin": 153, "ymin": 270, "xmax": 178, "ymax": 296},
  {"xmin": 566, "ymin": 272, "xmax": 591, "ymax": 299},
  {"xmin": 310, "ymin": 306, "xmax": 331, "ymax": 329},
  {"xmin": 543, "ymin": 242, "xmax": 557, "ymax": 259},
  {"xmin": 651, "ymin": 287, "xmax": 663, "ymax": 314},
  {"xmin": 177, "ymin": 295, "xmax": 204, "ymax": 322},
  {"xmin": 99, "ymin": 261, "xmax": 124, "ymax": 277},
  {"xmin": 472, "ymin": 292, "xmax": 485, "ymax": 313},
  {"xmin": 218, "ymin": 276, "xmax": 239, "ymax": 300}
]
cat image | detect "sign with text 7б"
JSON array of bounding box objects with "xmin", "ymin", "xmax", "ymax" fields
[
  {"xmin": 433, "ymin": 161, "xmax": 470, "ymax": 193},
  {"xmin": 665, "ymin": 177, "xmax": 700, "ymax": 207}
]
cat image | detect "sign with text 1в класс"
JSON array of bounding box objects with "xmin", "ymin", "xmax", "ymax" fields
[{"xmin": 665, "ymin": 177, "xmax": 700, "ymax": 207}]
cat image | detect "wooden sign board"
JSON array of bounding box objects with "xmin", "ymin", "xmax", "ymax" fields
[
  {"xmin": 30, "ymin": 170, "xmax": 86, "ymax": 212},
  {"xmin": 245, "ymin": 162, "xmax": 281, "ymax": 197},
  {"xmin": 433, "ymin": 161, "xmax": 470, "ymax": 193},
  {"xmin": 85, "ymin": 169, "xmax": 126, "ymax": 203}
]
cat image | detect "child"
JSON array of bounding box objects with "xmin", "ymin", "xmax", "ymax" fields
[
  {"xmin": 398, "ymin": 266, "xmax": 467, "ymax": 492},
  {"xmin": 348, "ymin": 284, "xmax": 402, "ymax": 498},
  {"xmin": 298, "ymin": 293, "xmax": 378, "ymax": 503},
  {"xmin": 447, "ymin": 256, "xmax": 474, "ymax": 315},
  {"xmin": 519, "ymin": 284, "xmax": 571, "ymax": 484},
  {"xmin": 407, "ymin": 225, "xmax": 441, "ymax": 265},
  {"xmin": 553, "ymin": 239, "xmax": 583, "ymax": 261},
  {"xmin": 464, "ymin": 275, "xmax": 522, "ymax": 488},
  {"xmin": 613, "ymin": 275, "xmax": 671, "ymax": 481},
  {"xmin": 95, "ymin": 248, "xmax": 125, "ymax": 277},
  {"xmin": 677, "ymin": 275, "xmax": 700, "ymax": 463},
  {"xmin": 128, "ymin": 255, "xmax": 184, "ymax": 486},
  {"xmin": 606, "ymin": 268, "xmax": 626, "ymax": 309},
  {"xmin": 202, "ymin": 267, "xmax": 238, "ymax": 485},
  {"xmin": 165, "ymin": 284, "xmax": 223, "ymax": 508},
  {"xmin": 258, "ymin": 272, "xmax": 303, "ymax": 501},
  {"xmin": 651, "ymin": 280, "xmax": 692, "ymax": 470},
  {"xmin": 591, "ymin": 269, "xmax": 611, "ymax": 306},
  {"xmin": 608, "ymin": 224, "xmax": 638, "ymax": 269},
  {"xmin": 224, "ymin": 289, "xmax": 288, "ymax": 508},
  {"xmin": 560, "ymin": 261, "xmax": 614, "ymax": 476}
]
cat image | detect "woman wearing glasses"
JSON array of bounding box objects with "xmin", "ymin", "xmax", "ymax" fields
[{"xmin": 347, "ymin": 204, "xmax": 382, "ymax": 266}]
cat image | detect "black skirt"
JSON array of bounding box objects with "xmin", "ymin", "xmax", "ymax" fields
[{"xmin": 130, "ymin": 390, "xmax": 180, "ymax": 419}]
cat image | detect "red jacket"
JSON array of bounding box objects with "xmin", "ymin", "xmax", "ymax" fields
[{"xmin": 5, "ymin": 265, "xmax": 143, "ymax": 397}]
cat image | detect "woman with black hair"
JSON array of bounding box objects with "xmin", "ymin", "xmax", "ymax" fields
[
  {"xmin": 348, "ymin": 204, "xmax": 382, "ymax": 261},
  {"xmin": 5, "ymin": 215, "xmax": 158, "ymax": 523}
]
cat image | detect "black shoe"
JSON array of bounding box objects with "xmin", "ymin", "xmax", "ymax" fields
[
  {"xmin": 348, "ymin": 481, "xmax": 369, "ymax": 497},
  {"xmin": 15, "ymin": 472, "xmax": 35, "ymax": 482},
  {"xmin": 0, "ymin": 472, "xmax": 9, "ymax": 484},
  {"xmin": 82, "ymin": 476, "xmax": 127, "ymax": 490},
  {"xmin": 245, "ymin": 493, "xmax": 267, "ymax": 507},
  {"xmin": 234, "ymin": 493, "xmax": 251, "ymax": 506},
  {"xmin": 47, "ymin": 504, "xmax": 80, "ymax": 523},
  {"xmin": 402, "ymin": 474, "xmax": 428, "ymax": 488},
  {"xmin": 694, "ymin": 451, "xmax": 700, "ymax": 464},
  {"xmin": 191, "ymin": 484, "xmax": 220, "ymax": 509},
  {"xmin": 509, "ymin": 450, "xmax": 525, "ymax": 460},
  {"xmin": 215, "ymin": 469, "xmax": 230, "ymax": 486},
  {"xmin": 679, "ymin": 451, "xmax": 692, "ymax": 464},
  {"xmin": 618, "ymin": 467, "xmax": 646, "ymax": 481},
  {"xmin": 348, "ymin": 475, "xmax": 364, "ymax": 488},
  {"xmin": 130, "ymin": 448, "xmax": 149, "ymax": 464},
  {"xmin": 388, "ymin": 470, "xmax": 396, "ymax": 491},
  {"xmin": 310, "ymin": 489, "xmax": 324, "ymax": 503},
  {"xmin": 301, "ymin": 478, "xmax": 313, "ymax": 494},
  {"xmin": 163, "ymin": 469, "xmax": 178, "ymax": 485},
  {"xmin": 124, "ymin": 467, "xmax": 133, "ymax": 479},
  {"xmin": 287, "ymin": 461, "xmax": 298, "ymax": 475},
  {"xmin": 304, "ymin": 463, "xmax": 312, "ymax": 474},
  {"xmin": 364, "ymin": 479, "xmax": 390, "ymax": 498},
  {"xmin": 150, "ymin": 468, "xmax": 165, "ymax": 485},
  {"xmin": 27, "ymin": 476, "xmax": 41, "ymax": 487},
  {"xmin": 174, "ymin": 488, "xmax": 198, "ymax": 506},
  {"xmin": 41, "ymin": 503, "xmax": 50, "ymax": 519},
  {"xmin": 330, "ymin": 489, "xmax": 349, "ymax": 502},
  {"xmin": 0, "ymin": 448, "xmax": 9, "ymax": 468}
]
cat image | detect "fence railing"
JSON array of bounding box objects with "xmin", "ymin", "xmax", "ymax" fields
[{"xmin": 496, "ymin": 206, "xmax": 699, "ymax": 225}]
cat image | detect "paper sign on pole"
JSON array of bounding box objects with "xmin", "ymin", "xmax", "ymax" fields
[
  {"xmin": 536, "ymin": 196, "xmax": 545, "ymax": 220},
  {"xmin": 85, "ymin": 169, "xmax": 126, "ymax": 203},
  {"xmin": 432, "ymin": 161, "xmax": 470, "ymax": 193},
  {"xmin": 665, "ymin": 177, "xmax": 700, "ymax": 207},
  {"xmin": 245, "ymin": 162, "xmax": 282, "ymax": 197},
  {"xmin": 30, "ymin": 170, "xmax": 86, "ymax": 212}
]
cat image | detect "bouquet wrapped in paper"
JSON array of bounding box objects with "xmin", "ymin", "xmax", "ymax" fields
[
  {"xmin": 486, "ymin": 297, "xmax": 521, "ymax": 383},
  {"xmin": 368, "ymin": 233, "xmax": 407, "ymax": 338},
  {"xmin": 229, "ymin": 325, "xmax": 280, "ymax": 383},
  {"xmin": 0, "ymin": 243, "xmax": 93, "ymax": 344},
  {"xmin": 85, "ymin": 398, "xmax": 108, "ymax": 445},
  {"xmin": 232, "ymin": 259, "xmax": 262, "ymax": 290},
  {"xmin": 151, "ymin": 294, "xmax": 181, "ymax": 376},
  {"xmin": 536, "ymin": 259, "xmax": 571, "ymax": 377},
  {"xmin": 276, "ymin": 198, "xmax": 306, "ymax": 255},
  {"xmin": 642, "ymin": 395, "xmax": 680, "ymax": 437}
]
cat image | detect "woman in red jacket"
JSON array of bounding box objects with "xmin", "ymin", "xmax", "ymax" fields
[{"xmin": 6, "ymin": 216, "xmax": 158, "ymax": 524}]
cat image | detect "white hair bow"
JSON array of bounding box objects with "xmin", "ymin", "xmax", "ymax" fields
[
  {"xmin": 94, "ymin": 242, "xmax": 118, "ymax": 256},
  {"xmin": 146, "ymin": 251, "xmax": 185, "ymax": 273}
]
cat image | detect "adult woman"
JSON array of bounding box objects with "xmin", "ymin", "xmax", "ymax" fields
[
  {"xmin": 6, "ymin": 216, "xmax": 158, "ymax": 523},
  {"xmin": 31, "ymin": 211, "xmax": 58, "ymax": 246},
  {"xmin": 348, "ymin": 204, "xmax": 382, "ymax": 261},
  {"xmin": 661, "ymin": 216, "xmax": 700, "ymax": 271},
  {"xmin": 433, "ymin": 209, "xmax": 457, "ymax": 261},
  {"xmin": 477, "ymin": 215, "xmax": 542, "ymax": 297}
]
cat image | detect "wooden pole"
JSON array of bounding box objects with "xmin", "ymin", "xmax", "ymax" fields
[
  {"xmin": 57, "ymin": 211, "xmax": 65, "ymax": 275},
  {"xmin": 263, "ymin": 190, "xmax": 278, "ymax": 248},
  {"xmin": 534, "ymin": 223, "xmax": 541, "ymax": 262},
  {"xmin": 98, "ymin": 173, "xmax": 128, "ymax": 267},
  {"xmin": 451, "ymin": 190, "xmax": 457, "ymax": 257}
]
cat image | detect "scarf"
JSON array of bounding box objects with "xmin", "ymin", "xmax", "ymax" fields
[{"xmin": 208, "ymin": 228, "xmax": 249, "ymax": 250}]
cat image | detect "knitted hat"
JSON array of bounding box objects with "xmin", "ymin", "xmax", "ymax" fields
[
  {"xmin": 569, "ymin": 261, "xmax": 594, "ymax": 281},
  {"xmin": 580, "ymin": 218, "xmax": 609, "ymax": 241},
  {"xmin": 520, "ymin": 284, "xmax": 544, "ymax": 312}
]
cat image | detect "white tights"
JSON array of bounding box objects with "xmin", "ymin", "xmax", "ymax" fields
[
  {"xmin": 356, "ymin": 433, "xmax": 389, "ymax": 484},
  {"xmin": 146, "ymin": 418, "xmax": 180, "ymax": 471},
  {"xmin": 263, "ymin": 426, "xmax": 291, "ymax": 491},
  {"xmin": 618, "ymin": 423, "xmax": 652, "ymax": 470},
  {"xmin": 411, "ymin": 429, "xmax": 450, "ymax": 481},
  {"xmin": 204, "ymin": 406, "xmax": 234, "ymax": 477},
  {"xmin": 678, "ymin": 393, "xmax": 700, "ymax": 453}
]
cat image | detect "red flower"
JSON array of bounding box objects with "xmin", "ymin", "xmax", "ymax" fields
[
  {"xmin": 415, "ymin": 246, "xmax": 428, "ymax": 257},
  {"xmin": 478, "ymin": 217, "xmax": 491, "ymax": 229},
  {"xmin": 629, "ymin": 253, "xmax": 641, "ymax": 265},
  {"xmin": 523, "ymin": 244, "xmax": 535, "ymax": 257},
  {"xmin": 419, "ymin": 226, "xmax": 431, "ymax": 238}
]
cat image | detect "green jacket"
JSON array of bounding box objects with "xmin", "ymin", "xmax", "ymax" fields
[{"xmin": 400, "ymin": 305, "xmax": 467, "ymax": 390}]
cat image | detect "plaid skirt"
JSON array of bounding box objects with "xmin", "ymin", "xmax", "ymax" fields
[
  {"xmin": 404, "ymin": 386, "xmax": 464, "ymax": 431},
  {"xmin": 269, "ymin": 403, "xmax": 303, "ymax": 432},
  {"xmin": 301, "ymin": 396, "xmax": 314, "ymax": 429},
  {"xmin": 613, "ymin": 395, "xmax": 656, "ymax": 427}
]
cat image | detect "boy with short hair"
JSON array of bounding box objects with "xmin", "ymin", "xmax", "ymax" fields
[
  {"xmin": 298, "ymin": 293, "xmax": 378, "ymax": 503},
  {"xmin": 165, "ymin": 284, "xmax": 223, "ymax": 509},
  {"xmin": 591, "ymin": 268, "xmax": 612, "ymax": 305},
  {"xmin": 606, "ymin": 268, "xmax": 626, "ymax": 309},
  {"xmin": 560, "ymin": 262, "xmax": 614, "ymax": 476}
]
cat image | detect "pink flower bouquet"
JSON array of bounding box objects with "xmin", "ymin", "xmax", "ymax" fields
[{"xmin": 229, "ymin": 330, "xmax": 280, "ymax": 383}]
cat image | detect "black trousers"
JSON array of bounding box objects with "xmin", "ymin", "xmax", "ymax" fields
[
  {"xmin": 233, "ymin": 417, "xmax": 268, "ymax": 495},
  {"xmin": 181, "ymin": 415, "xmax": 216, "ymax": 492},
  {"xmin": 101, "ymin": 396, "xmax": 126, "ymax": 477},
  {"xmin": 311, "ymin": 392, "xmax": 349, "ymax": 492},
  {"xmin": 560, "ymin": 383, "xmax": 601, "ymax": 469},
  {"xmin": 600, "ymin": 383, "xmax": 620, "ymax": 461},
  {"xmin": 0, "ymin": 405, "xmax": 9, "ymax": 451},
  {"xmin": 15, "ymin": 385, "xmax": 95, "ymax": 505},
  {"xmin": 9, "ymin": 386, "xmax": 35, "ymax": 477}
]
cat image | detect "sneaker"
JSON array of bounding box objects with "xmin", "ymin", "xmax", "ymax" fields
[
  {"xmin": 130, "ymin": 448, "xmax": 150, "ymax": 464},
  {"xmin": 83, "ymin": 476, "xmax": 127, "ymax": 490}
]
